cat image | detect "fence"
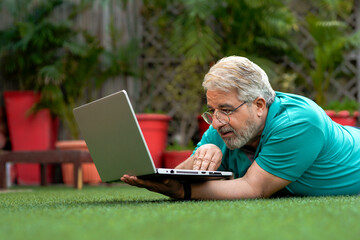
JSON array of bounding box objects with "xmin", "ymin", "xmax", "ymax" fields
[{"xmin": 1, "ymin": 0, "xmax": 359, "ymax": 142}]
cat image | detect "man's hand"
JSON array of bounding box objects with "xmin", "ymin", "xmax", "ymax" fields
[
  {"xmin": 121, "ymin": 161, "xmax": 291, "ymax": 200},
  {"xmin": 121, "ymin": 175, "xmax": 184, "ymax": 199},
  {"xmin": 192, "ymin": 144, "xmax": 223, "ymax": 171}
]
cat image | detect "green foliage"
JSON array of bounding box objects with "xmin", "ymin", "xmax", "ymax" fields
[
  {"xmin": 0, "ymin": 0, "xmax": 101, "ymax": 139},
  {"xmin": 102, "ymin": 13, "xmax": 140, "ymax": 83},
  {"xmin": 307, "ymin": 15, "xmax": 360, "ymax": 105},
  {"xmin": 166, "ymin": 141, "xmax": 195, "ymax": 151},
  {"xmin": 167, "ymin": 0, "xmax": 297, "ymax": 72},
  {"xmin": 0, "ymin": 0, "xmax": 140, "ymax": 139},
  {"xmin": 324, "ymin": 98, "xmax": 360, "ymax": 115},
  {"xmin": 169, "ymin": 0, "xmax": 222, "ymax": 65},
  {"xmin": 166, "ymin": 60, "xmax": 206, "ymax": 146},
  {"xmin": 0, "ymin": 0, "xmax": 74, "ymax": 88},
  {"xmin": 215, "ymin": 0, "xmax": 297, "ymax": 58},
  {"xmin": 145, "ymin": 0, "xmax": 297, "ymax": 147},
  {"xmin": 293, "ymin": 0, "xmax": 360, "ymax": 106}
]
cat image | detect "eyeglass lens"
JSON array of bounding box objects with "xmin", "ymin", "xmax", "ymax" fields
[{"xmin": 202, "ymin": 112, "xmax": 229, "ymax": 125}]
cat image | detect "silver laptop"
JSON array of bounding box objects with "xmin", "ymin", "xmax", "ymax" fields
[{"xmin": 73, "ymin": 90, "xmax": 233, "ymax": 183}]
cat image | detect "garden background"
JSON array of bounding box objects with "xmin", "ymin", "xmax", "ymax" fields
[
  {"xmin": 1, "ymin": 0, "xmax": 359, "ymax": 149},
  {"xmin": 1, "ymin": 2, "xmax": 360, "ymax": 239}
]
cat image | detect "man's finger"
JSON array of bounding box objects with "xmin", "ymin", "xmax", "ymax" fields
[
  {"xmin": 208, "ymin": 161, "xmax": 217, "ymax": 171},
  {"xmin": 196, "ymin": 150, "xmax": 206, "ymax": 161},
  {"xmin": 200, "ymin": 150, "xmax": 216, "ymax": 170},
  {"xmin": 200, "ymin": 159, "xmax": 210, "ymax": 170},
  {"xmin": 121, "ymin": 175, "xmax": 147, "ymax": 188},
  {"xmin": 193, "ymin": 159, "xmax": 202, "ymax": 170}
]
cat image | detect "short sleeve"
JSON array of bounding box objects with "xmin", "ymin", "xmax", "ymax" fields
[{"xmin": 256, "ymin": 120, "xmax": 325, "ymax": 181}]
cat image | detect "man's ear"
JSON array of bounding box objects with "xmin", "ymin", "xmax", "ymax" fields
[{"xmin": 254, "ymin": 97, "xmax": 267, "ymax": 117}]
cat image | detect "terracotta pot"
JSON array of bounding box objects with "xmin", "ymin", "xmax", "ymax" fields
[
  {"xmin": 4, "ymin": 91, "xmax": 58, "ymax": 185},
  {"xmin": 136, "ymin": 114, "xmax": 171, "ymax": 168},
  {"xmin": 197, "ymin": 115, "xmax": 209, "ymax": 138},
  {"xmin": 55, "ymin": 140, "xmax": 101, "ymax": 185},
  {"xmin": 325, "ymin": 110, "xmax": 359, "ymax": 126},
  {"xmin": 163, "ymin": 150, "xmax": 193, "ymax": 169}
]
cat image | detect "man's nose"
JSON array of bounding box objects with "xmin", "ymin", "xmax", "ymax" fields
[{"xmin": 211, "ymin": 115, "xmax": 226, "ymax": 130}]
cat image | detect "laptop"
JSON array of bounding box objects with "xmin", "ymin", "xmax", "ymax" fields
[{"xmin": 73, "ymin": 90, "xmax": 233, "ymax": 183}]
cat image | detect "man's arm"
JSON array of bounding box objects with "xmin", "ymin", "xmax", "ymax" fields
[
  {"xmin": 191, "ymin": 161, "xmax": 291, "ymax": 199},
  {"xmin": 121, "ymin": 161, "xmax": 291, "ymax": 200}
]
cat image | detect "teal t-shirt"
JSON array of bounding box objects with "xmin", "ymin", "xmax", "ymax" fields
[{"xmin": 196, "ymin": 92, "xmax": 360, "ymax": 196}]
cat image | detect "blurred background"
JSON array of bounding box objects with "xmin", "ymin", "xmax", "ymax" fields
[{"xmin": 0, "ymin": 0, "xmax": 359, "ymax": 185}]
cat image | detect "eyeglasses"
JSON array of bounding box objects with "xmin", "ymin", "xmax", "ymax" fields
[{"xmin": 202, "ymin": 101, "xmax": 247, "ymax": 125}]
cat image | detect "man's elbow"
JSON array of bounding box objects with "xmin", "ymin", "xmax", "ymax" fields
[{"xmin": 241, "ymin": 178, "xmax": 271, "ymax": 199}]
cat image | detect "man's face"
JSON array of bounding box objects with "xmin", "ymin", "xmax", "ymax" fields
[{"xmin": 206, "ymin": 89, "xmax": 263, "ymax": 149}]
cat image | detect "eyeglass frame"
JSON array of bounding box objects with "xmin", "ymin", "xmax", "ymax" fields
[{"xmin": 201, "ymin": 101, "xmax": 247, "ymax": 125}]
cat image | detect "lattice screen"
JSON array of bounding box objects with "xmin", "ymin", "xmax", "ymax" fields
[
  {"xmin": 280, "ymin": 2, "xmax": 360, "ymax": 103},
  {"xmin": 1, "ymin": 0, "xmax": 359, "ymax": 141},
  {"xmin": 138, "ymin": 1, "xmax": 360, "ymax": 142}
]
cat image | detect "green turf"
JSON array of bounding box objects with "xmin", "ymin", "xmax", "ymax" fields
[{"xmin": 0, "ymin": 184, "xmax": 359, "ymax": 240}]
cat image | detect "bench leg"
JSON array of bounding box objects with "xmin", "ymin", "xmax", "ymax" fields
[
  {"xmin": 40, "ymin": 164, "xmax": 48, "ymax": 186},
  {"xmin": 74, "ymin": 162, "xmax": 83, "ymax": 190},
  {"xmin": 0, "ymin": 160, "xmax": 6, "ymax": 189}
]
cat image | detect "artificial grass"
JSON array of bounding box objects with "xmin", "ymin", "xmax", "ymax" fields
[{"xmin": 0, "ymin": 184, "xmax": 359, "ymax": 240}]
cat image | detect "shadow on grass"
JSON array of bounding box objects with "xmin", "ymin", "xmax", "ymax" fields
[
  {"xmin": 2, "ymin": 198, "xmax": 193, "ymax": 211},
  {"xmin": 78, "ymin": 198, "xmax": 180, "ymax": 206},
  {"xmin": 51, "ymin": 195, "xmax": 309, "ymax": 208}
]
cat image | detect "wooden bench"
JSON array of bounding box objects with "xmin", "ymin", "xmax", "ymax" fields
[{"xmin": 0, "ymin": 150, "xmax": 94, "ymax": 190}]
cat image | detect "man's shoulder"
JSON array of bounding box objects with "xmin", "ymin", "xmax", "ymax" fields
[
  {"xmin": 263, "ymin": 92, "xmax": 327, "ymax": 138},
  {"xmin": 275, "ymin": 92, "xmax": 319, "ymax": 110},
  {"xmin": 274, "ymin": 92, "xmax": 325, "ymax": 123}
]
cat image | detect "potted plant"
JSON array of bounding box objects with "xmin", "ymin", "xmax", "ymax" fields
[
  {"xmin": 0, "ymin": 0, "xmax": 81, "ymax": 184},
  {"xmin": 0, "ymin": 0, "xmax": 130, "ymax": 185},
  {"xmin": 163, "ymin": 142, "xmax": 195, "ymax": 169},
  {"xmin": 136, "ymin": 112, "xmax": 171, "ymax": 168},
  {"xmin": 50, "ymin": 1, "xmax": 141, "ymax": 184},
  {"xmin": 2, "ymin": 91, "xmax": 59, "ymax": 184},
  {"xmin": 54, "ymin": 140, "xmax": 102, "ymax": 185},
  {"xmin": 324, "ymin": 99, "xmax": 359, "ymax": 126}
]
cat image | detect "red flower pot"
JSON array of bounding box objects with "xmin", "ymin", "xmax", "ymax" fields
[
  {"xmin": 163, "ymin": 150, "xmax": 193, "ymax": 169},
  {"xmin": 4, "ymin": 91, "xmax": 58, "ymax": 185},
  {"xmin": 55, "ymin": 140, "xmax": 101, "ymax": 185},
  {"xmin": 325, "ymin": 110, "xmax": 358, "ymax": 126},
  {"xmin": 136, "ymin": 114, "xmax": 171, "ymax": 168},
  {"xmin": 197, "ymin": 115, "xmax": 209, "ymax": 138}
]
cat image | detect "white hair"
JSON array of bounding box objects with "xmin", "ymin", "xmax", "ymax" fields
[{"xmin": 203, "ymin": 56, "xmax": 275, "ymax": 106}]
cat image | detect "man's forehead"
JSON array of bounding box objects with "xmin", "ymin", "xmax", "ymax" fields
[{"xmin": 206, "ymin": 89, "xmax": 239, "ymax": 107}]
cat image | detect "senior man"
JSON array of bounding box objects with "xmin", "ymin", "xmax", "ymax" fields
[{"xmin": 121, "ymin": 56, "xmax": 360, "ymax": 200}]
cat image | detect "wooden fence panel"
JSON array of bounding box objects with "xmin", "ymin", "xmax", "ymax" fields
[{"xmin": 1, "ymin": 0, "xmax": 359, "ymax": 141}]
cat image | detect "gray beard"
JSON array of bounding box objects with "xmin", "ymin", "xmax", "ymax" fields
[{"xmin": 218, "ymin": 116, "xmax": 260, "ymax": 150}]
